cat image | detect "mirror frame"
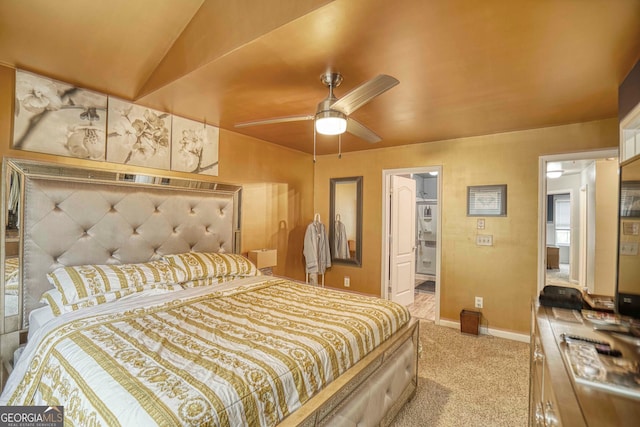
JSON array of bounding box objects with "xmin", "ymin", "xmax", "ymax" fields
[{"xmin": 329, "ymin": 176, "xmax": 363, "ymax": 267}]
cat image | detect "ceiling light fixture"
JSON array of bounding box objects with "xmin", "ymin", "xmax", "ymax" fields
[
  {"xmin": 315, "ymin": 110, "xmax": 347, "ymax": 135},
  {"xmin": 428, "ymin": 171, "xmax": 438, "ymax": 176},
  {"xmin": 546, "ymin": 170, "xmax": 564, "ymax": 179}
]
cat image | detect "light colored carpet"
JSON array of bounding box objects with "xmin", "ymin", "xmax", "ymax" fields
[
  {"xmin": 391, "ymin": 320, "xmax": 530, "ymax": 427},
  {"xmin": 546, "ymin": 263, "xmax": 571, "ymax": 287}
]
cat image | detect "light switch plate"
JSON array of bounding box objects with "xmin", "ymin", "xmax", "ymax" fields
[
  {"xmin": 476, "ymin": 235, "xmax": 493, "ymax": 246},
  {"xmin": 620, "ymin": 242, "xmax": 639, "ymax": 256}
]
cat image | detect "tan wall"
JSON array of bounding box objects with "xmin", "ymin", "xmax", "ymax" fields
[
  {"xmin": 594, "ymin": 159, "xmax": 619, "ymax": 296},
  {"xmin": 0, "ymin": 64, "xmax": 314, "ymax": 280},
  {"xmin": 314, "ymin": 119, "xmax": 618, "ymax": 334}
]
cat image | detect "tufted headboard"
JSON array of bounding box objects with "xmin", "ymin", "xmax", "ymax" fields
[{"xmin": 11, "ymin": 161, "xmax": 241, "ymax": 328}]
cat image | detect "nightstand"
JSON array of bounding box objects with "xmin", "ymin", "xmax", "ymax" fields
[{"xmin": 248, "ymin": 249, "xmax": 277, "ymax": 275}]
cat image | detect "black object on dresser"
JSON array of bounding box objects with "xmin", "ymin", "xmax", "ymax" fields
[{"xmin": 539, "ymin": 285, "xmax": 585, "ymax": 311}]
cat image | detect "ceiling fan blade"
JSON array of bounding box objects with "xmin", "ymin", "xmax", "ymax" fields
[
  {"xmin": 234, "ymin": 114, "xmax": 314, "ymax": 128},
  {"xmin": 347, "ymin": 117, "xmax": 382, "ymax": 143},
  {"xmin": 330, "ymin": 74, "xmax": 399, "ymax": 115}
]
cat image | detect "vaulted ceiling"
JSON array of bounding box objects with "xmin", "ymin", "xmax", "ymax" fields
[{"xmin": 1, "ymin": 0, "xmax": 639, "ymax": 155}]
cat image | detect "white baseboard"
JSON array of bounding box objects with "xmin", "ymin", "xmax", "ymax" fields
[{"xmin": 438, "ymin": 319, "xmax": 530, "ymax": 343}]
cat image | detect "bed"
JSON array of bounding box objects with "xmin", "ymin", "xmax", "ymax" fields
[{"xmin": 0, "ymin": 159, "xmax": 419, "ymax": 426}]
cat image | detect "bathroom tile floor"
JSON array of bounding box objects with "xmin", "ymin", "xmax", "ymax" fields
[{"xmin": 408, "ymin": 288, "xmax": 435, "ymax": 321}]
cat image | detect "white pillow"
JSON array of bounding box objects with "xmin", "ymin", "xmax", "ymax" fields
[
  {"xmin": 39, "ymin": 289, "xmax": 67, "ymax": 317},
  {"xmin": 47, "ymin": 260, "xmax": 186, "ymax": 306},
  {"xmin": 163, "ymin": 252, "xmax": 260, "ymax": 282}
]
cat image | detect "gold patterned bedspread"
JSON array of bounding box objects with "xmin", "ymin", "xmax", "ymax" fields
[{"xmin": 1, "ymin": 277, "xmax": 410, "ymax": 426}]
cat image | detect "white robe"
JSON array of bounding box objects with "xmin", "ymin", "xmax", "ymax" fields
[
  {"xmin": 303, "ymin": 220, "xmax": 331, "ymax": 274},
  {"xmin": 334, "ymin": 220, "xmax": 350, "ymax": 259}
]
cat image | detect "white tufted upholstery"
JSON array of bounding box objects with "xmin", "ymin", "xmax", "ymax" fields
[{"xmin": 22, "ymin": 177, "xmax": 237, "ymax": 327}]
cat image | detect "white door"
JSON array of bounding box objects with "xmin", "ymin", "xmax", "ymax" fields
[{"xmin": 390, "ymin": 175, "xmax": 416, "ymax": 305}]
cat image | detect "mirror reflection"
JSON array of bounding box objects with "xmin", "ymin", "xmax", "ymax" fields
[
  {"xmin": 618, "ymin": 156, "xmax": 640, "ymax": 318},
  {"xmin": 544, "ymin": 157, "xmax": 618, "ymax": 298},
  {"xmin": 330, "ymin": 176, "xmax": 362, "ymax": 266},
  {"xmin": 4, "ymin": 165, "xmax": 21, "ymax": 321}
]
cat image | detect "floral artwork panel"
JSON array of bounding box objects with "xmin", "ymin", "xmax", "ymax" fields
[
  {"xmin": 106, "ymin": 98, "xmax": 171, "ymax": 170},
  {"xmin": 13, "ymin": 70, "xmax": 107, "ymax": 160},
  {"xmin": 171, "ymin": 116, "xmax": 219, "ymax": 176}
]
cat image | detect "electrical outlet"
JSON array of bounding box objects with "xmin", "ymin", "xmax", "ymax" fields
[
  {"xmin": 476, "ymin": 235, "xmax": 493, "ymax": 246},
  {"xmin": 344, "ymin": 276, "xmax": 350, "ymax": 287},
  {"xmin": 477, "ymin": 219, "xmax": 485, "ymax": 230},
  {"xmin": 475, "ymin": 296, "xmax": 483, "ymax": 309}
]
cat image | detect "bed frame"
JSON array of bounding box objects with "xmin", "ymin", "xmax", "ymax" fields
[{"xmin": 0, "ymin": 158, "xmax": 419, "ymax": 426}]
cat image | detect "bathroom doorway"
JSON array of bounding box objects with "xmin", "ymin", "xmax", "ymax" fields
[
  {"xmin": 382, "ymin": 166, "xmax": 441, "ymax": 323},
  {"xmin": 414, "ymin": 174, "xmax": 438, "ymax": 295}
]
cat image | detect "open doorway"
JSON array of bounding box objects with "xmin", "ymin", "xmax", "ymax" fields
[
  {"xmin": 545, "ymin": 188, "xmax": 573, "ymax": 286},
  {"xmin": 538, "ymin": 149, "xmax": 618, "ymax": 296},
  {"xmin": 381, "ymin": 166, "xmax": 442, "ymax": 323}
]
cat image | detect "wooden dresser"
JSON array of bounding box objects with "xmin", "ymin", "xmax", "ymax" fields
[{"xmin": 530, "ymin": 303, "xmax": 640, "ymax": 426}]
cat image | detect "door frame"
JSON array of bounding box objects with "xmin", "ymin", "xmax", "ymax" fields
[
  {"xmin": 579, "ymin": 184, "xmax": 588, "ymax": 289},
  {"xmin": 537, "ymin": 149, "xmax": 617, "ymax": 294},
  {"xmin": 381, "ymin": 166, "xmax": 442, "ymax": 323}
]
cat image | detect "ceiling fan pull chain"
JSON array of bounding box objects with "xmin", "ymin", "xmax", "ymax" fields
[
  {"xmin": 338, "ymin": 134, "xmax": 342, "ymax": 159},
  {"xmin": 313, "ymin": 126, "xmax": 317, "ymax": 163}
]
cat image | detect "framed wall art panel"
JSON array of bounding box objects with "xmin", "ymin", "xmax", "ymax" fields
[
  {"xmin": 106, "ymin": 97, "xmax": 171, "ymax": 170},
  {"xmin": 13, "ymin": 70, "xmax": 107, "ymax": 160},
  {"xmin": 171, "ymin": 116, "xmax": 219, "ymax": 176}
]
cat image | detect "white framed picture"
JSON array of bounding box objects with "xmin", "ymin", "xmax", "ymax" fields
[
  {"xmin": 171, "ymin": 116, "xmax": 219, "ymax": 176},
  {"xmin": 467, "ymin": 184, "xmax": 507, "ymax": 216},
  {"xmin": 106, "ymin": 97, "xmax": 171, "ymax": 170},
  {"xmin": 13, "ymin": 70, "xmax": 107, "ymax": 160}
]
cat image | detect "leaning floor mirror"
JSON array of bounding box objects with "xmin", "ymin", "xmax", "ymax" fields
[{"xmin": 329, "ymin": 176, "xmax": 362, "ymax": 267}]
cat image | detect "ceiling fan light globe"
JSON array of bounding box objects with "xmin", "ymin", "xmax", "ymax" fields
[
  {"xmin": 315, "ymin": 110, "xmax": 347, "ymax": 135},
  {"xmin": 546, "ymin": 170, "xmax": 563, "ymax": 179}
]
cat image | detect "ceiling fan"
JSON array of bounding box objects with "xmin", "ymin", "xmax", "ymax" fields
[{"xmin": 235, "ymin": 72, "xmax": 399, "ymax": 144}]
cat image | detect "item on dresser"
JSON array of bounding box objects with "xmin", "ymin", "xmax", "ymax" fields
[
  {"xmin": 539, "ymin": 285, "xmax": 585, "ymax": 310},
  {"xmin": 564, "ymin": 341, "xmax": 640, "ymax": 400},
  {"xmin": 582, "ymin": 294, "xmax": 615, "ymax": 312},
  {"xmin": 581, "ymin": 309, "xmax": 623, "ymax": 325},
  {"xmin": 561, "ymin": 333, "xmax": 611, "ymax": 347},
  {"xmin": 593, "ymin": 324, "xmax": 633, "ymax": 334},
  {"xmin": 552, "ymin": 307, "xmax": 583, "ymax": 323}
]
